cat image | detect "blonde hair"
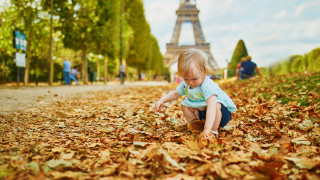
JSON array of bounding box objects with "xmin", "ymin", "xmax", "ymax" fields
[
  {"xmin": 240, "ymin": 57, "xmax": 247, "ymax": 62},
  {"xmin": 177, "ymin": 48, "xmax": 209, "ymax": 77}
]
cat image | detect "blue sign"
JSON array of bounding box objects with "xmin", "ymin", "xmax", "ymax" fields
[{"xmin": 14, "ymin": 30, "xmax": 27, "ymax": 51}]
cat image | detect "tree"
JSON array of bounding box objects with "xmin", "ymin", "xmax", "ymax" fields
[
  {"xmin": 91, "ymin": 0, "xmax": 121, "ymax": 84},
  {"xmin": 11, "ymin": 0, "xmax": 42, "ymax": 84},
  {"xmin": 228, "ymin": 39, "xmax": 248, "ymax": 77},
  {"xmin": 150, "ymin": 35, "xmax": 164, "ymax": 74},
  {"xmin": 49, "ymin": 0, "xmax": 54, "ymax": 85},
  {"xmin": 9, "ymin": 0, "xmax": 54, "ymax": 84},
  {"xmin": 57, "ymin": 0, "xmax": 98, "ymax": 84},
  {"xmin": 124, "ymin": 0, "xmax": 152, "ymax": 73},
  {"xmin": 0, "ymin": 6, "xmax": 18, "ymax": 82}
]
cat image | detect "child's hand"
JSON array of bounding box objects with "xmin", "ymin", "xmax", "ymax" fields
[
  {"xmin": 154, "ymin": 100, "xmax": 164, "ymax": 112},
  {"xmin": 201, "ymin": 129, "xmax": 213, "ymax": 139}
]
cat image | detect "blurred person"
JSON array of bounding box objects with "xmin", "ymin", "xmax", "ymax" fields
[
  {"xmin": 63, "ymin": 58, "xmax": 71, "ymax": 85},
  {"xmin": 119, "ymin": 62, "xmax": 126, "ymax": 84},
  {"xmin": 236, "ymin": 56, "xmax": 263, "ymax": 80},
  {"xmin": 70, "ymin": 66, "xmax": 80, "ymax": 85}
]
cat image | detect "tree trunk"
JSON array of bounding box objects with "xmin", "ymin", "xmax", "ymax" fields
[
  {"xmin": 49, "ymin": 0, "xmax": 54, "ymax": 85},
  {"xmin": 103, "ymin": 56, "xmax": 108, "ymax": 84},
  {"xmin": 97, "ymin": 56, "xmax": 100, "ymax": 82},
  {"xmin": 24, "ymin": 21, "xmax": 32, "ymax": 85},
  {"xmin": 137, "ymin": 68, "xmax": 141, "ymax": 80},
  {"xmin": 82, "ymin": 48, "xmax": 88, "ymax": 84}
]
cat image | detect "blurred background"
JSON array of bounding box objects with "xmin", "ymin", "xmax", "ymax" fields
[{"xmin": 0, "ymin": 0, "xmax": 319, "ymax": 85}]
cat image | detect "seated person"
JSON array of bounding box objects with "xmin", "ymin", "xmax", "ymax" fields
[
  {"xmin": 236, "ymin": 56, "xmax": 263, "ymax": 80},
  {"xmin": 70, "ymin": 67, "xmax": 80, "ymax": 85}
]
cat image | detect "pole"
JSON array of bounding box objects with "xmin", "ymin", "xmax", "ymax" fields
[{"xmin": 17, "ymin": 67, "xmax": 20, "ymax": 86}]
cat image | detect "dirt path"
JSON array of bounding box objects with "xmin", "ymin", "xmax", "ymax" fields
[{"xmin": 0, "ymin": 81, "xmax": 168, "ymax": 114}]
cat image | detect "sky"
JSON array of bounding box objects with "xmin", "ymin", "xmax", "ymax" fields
[{"xmin": 143, "ymin": 0, "xmax": 320, "ymax": 68}]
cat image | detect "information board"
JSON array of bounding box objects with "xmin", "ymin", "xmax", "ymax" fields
[
  {"xmin": 14, "ymin": 30, "xmax": 27, "ymax": 51},
  {"xmin": 15, "ymin": 52, "xmax": 26, "ymax": 68}
]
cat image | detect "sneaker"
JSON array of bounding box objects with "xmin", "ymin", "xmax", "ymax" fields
[{"xmin": 211, "ymin": 130, "xmax": 218, "ymax": 137}]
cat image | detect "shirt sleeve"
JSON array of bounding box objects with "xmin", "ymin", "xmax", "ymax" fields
[
  {"xmin": 201, "ymin": 78, "xmax": 219, "ymax": 101},
  {"xmin": 176, "ymin": 81, "xmax": 187, "ymax": 96}
]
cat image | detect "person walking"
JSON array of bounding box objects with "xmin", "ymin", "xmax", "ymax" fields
[
  {"xmin": 63, "ymin": 58, "xmax": 71, "ymax": 85},
  {"xmin": 119, "ymin": 63, "xmax": 126, "ymax": 84}
]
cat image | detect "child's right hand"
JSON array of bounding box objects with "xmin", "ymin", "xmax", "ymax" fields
[{"xmin": 154, "ymin": 100, "xmax": 163, "ymax": 112}]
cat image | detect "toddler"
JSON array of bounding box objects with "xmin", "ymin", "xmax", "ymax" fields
[{"xmin": 154, "ymin": 49, "xmax": 237, "ymax": 138}]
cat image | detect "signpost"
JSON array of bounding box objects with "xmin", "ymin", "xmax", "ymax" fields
[
  {"xmin": 14, "ymin": 30, "xmax": 27, "ymax": 52},
  {"xmin": 13, "ymin": 29, "xmax": 27, "ymax": 85}
]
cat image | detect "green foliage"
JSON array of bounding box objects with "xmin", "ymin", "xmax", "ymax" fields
[
  {"xmin": 272, "ymin": 56, "xmax": 294, "ymax": 75},
  {"xmin": 291, "ymin": 55, "xmax": 306, "ymax": 73},
  {"xmin": 0, "ymin": 0, "xmax": 164, "ymax": 83},
  {"xmin": 256, "ymin": 72, "xmax": 320, "ymax": 106},
  {"xmin": 0, "ymin": 50, "xmax": 14, "ymax": 82},
  {"xmin": 270, "ymin": 47, "xmax": 320, "ymax": 76},
  {"xmin": 228, "ymin": 39, "xmax": 248, "ymax": 77},
  {"xmin": 256, "ymin": 67, "xmax": 270, "ymax": 77},
  {"xmin": 58, "ymin": 0, "xmax": 95, "ymax": 51},
  {"xmin": 125, "ymin": 0, "xmax": 152, "ymax": 70},
  {"xmin": 0, "ymin": 63, "xmax": 10, "ymax": 83},
  {"xmin": 150, "ymin": 35, "xmax": 165, "ymax": 74},
  {"xmin": 305, "ymin": 47, "xmax": 320, "ymax": 73},
  {"xmin": 92, "ymin": 0, "xmax": 120, "ymax": 60},
  {"xmin": 0, "ymin": 6, "xmax": 18, "ymax": 55}
]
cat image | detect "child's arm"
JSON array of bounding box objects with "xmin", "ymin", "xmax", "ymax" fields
[
  {"xmin": 202, "ymin": 95, "xmax": 217, "ymax": 138},
  {"xmin": 155, "ymin": 90, "xmax": 181, "ymax": 112}
]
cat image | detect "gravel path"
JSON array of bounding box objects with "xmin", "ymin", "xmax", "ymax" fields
[{"xmin": 0, "ymin": 81, "xmax": 168, "ymax": 114}]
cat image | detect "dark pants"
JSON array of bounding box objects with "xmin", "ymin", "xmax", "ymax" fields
[
  {"xmin": 239, "ymin": 69, "xmax": 251, "ymax": 80},
  {"xmin": 198, "ymin": 103, "xmax": 231, "ymax": 127}
]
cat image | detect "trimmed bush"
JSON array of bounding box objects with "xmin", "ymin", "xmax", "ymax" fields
[
  {"xmin": 228, "ymin": 39, "xmax": 248, "ymax": 77},
  {"xmin": 305, "ymin": 47, "xmax": 320, "ymax": 73},
  {"xmin": 291, "ymin": 55, "xmax": 306, "ymax": 73}
]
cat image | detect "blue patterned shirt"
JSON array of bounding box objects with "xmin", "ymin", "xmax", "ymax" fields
[{"xmin": 176, "ymin": 76, "xmax": 237, "ymax": 113}]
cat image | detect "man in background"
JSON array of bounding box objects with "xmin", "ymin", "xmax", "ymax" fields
[
  {"xmin": 236, "ymin": 56, "xmax": 263, "ymax": 80},
  {"xmin": 63, "ymin": 58, "xmax": 71, "ymax": 85}
]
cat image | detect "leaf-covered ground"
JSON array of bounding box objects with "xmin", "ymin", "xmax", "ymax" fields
[{"xmin": 1, "ymin": 73, "xmax": 320, "ymax": 179}]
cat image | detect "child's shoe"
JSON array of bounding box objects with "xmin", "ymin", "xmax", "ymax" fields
[
  {"xmin": 211, "ymin": 130, "xmax": 218, "ymax": 137},
  {"xmin": 187, "ymin": 119, "xmax": 205, "ymax": 132}
]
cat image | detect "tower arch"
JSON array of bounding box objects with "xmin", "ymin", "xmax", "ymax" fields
[{"xmin": 164, "ymin": 0, "xmax": 219, "ymax": 79}]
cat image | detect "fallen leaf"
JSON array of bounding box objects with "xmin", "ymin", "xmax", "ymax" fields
[
  {"xmin": 285, "ymin": 157, "xmax": 319, "ymax": 169},
  {"xmin": 291, "ymin": 137, "xmax": 311, "ymax": 145},
  {"xmin": 60, "ymin": 151, "xmax": 75, "ymax": 160},
  {"xmin": 297, "ymin": 120, "xmax": 314, "ymax": 131}
]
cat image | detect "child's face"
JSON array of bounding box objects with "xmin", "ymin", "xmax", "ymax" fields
[{"xmin": 181, "ymin": 63, "xmax": 205, "ymax": 89}]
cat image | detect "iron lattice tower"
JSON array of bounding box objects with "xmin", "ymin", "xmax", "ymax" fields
[{"xmin": 164, "ymin": 0, "xmax": 219, "ymax": 73}]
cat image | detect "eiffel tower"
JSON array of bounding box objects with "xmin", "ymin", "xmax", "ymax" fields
[{"xmin": 164, "ymin": 0, "xmax": 219, "ymax": 74}]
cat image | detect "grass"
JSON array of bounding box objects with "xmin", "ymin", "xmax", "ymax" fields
[{"xmin": 241, "ymin": 72, "xmax": 320, "ymax": 107}]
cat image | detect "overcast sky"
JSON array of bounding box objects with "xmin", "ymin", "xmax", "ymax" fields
[{"xmin": 143, "ymin": 0, "xmax": 320, "ymax": 68}]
